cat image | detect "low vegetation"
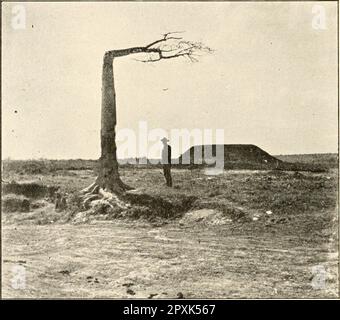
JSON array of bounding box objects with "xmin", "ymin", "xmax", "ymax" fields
[{"xmin": 1, "ymin": 154, "xmax": 338, "ymax": 298}]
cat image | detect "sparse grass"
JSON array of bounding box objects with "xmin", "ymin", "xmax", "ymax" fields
[
  {"xmin": 2, "ymin": 166, "xmax": 337, "ymax": 232},
  {"xmin": 1, "ymin": 155, "xmax": 338, "ymax": 298},
  {"xmin": 2, "ymin": 159, "xmax": 98, "ymax": 175},
  {"xmin": 3, "ymin": 152, "xmax": 335, "ymax": 178},
  {"xmin": 276, "ymin": 153, "xmax": 338, "ymax": 169}
]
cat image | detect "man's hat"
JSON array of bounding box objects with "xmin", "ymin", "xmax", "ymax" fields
[{"xmin": 161, "ymin": 137, "xmax": 169, "ymax": 143}]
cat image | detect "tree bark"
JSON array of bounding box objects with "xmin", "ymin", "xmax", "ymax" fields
[
  {"xmin": 95, "ymin": 52, "xmax": 129, "ymax": 193},
  {"xmin": 86, "ymin": 37, "xmax": 209, "ymax": 196},
  {"xmin": 94, "ymin": 48, "xmax": 155, "ymax": 193}
]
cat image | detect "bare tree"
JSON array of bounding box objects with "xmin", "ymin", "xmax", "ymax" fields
[{"xmin": 81, "ymin": 32, "xmax": 212, "ymax": 207}]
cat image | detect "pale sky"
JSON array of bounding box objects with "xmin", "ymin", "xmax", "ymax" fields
[{"xmin": 2, "ymin": 1, "xmax": 338, "ymax": 159}]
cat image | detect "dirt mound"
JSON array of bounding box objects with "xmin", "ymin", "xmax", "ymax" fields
[
  {"xmin": 2, "ymin": 181, "xmax": 59, "ymax": 199},
  {"xmin": 70, "ymin": 192, "xmax": 197, "ymax": 223},
  {"xmin": 176, "ymin": 144, "xmax": 327, "ymax": 171},
  {"xmin": 177, "ymin": 144, "xmax": 281, "ymax": 169},
  {"xmin": 2, "ymin": 194, "xmax": 30, "ymax": 213},
  {"xmin": 124, "ymin": 192, "xmax": 196, "ymax": 219},
  {"xmin": 181, "ymin": 209, "xmax": 232, "ymax": 225},
  {"xmin": 2, "ymin": 181, "xmax": 61, "ymax": 219}
]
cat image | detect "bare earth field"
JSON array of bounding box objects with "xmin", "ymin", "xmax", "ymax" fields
[{"xmin": 1, "ymin": 162, "xmax": 339, "ymax": 299}]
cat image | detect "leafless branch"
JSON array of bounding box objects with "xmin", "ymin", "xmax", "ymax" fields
[
  {"xmin": 106, "ymin": 32, "xmax": 212, "ymax": 63},
  {"xmin": 145, "ymin": 31, "xmax": 185, "ymax": 49},
  {"xmin": 139, "ymin": 32, "xmax": 212, "ymax": 63}
]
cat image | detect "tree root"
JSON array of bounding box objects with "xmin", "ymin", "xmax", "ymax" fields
[
  {"xmin": 79, "ymin": 182, "xmax": 130, "ymax": 211},
  {"xmin": 74, "ymin": 181, "xmax": 197, "ymax": 223},
  {"xmin": 80, "ymin": 182, "xmax": 99, "ymax": 195}
]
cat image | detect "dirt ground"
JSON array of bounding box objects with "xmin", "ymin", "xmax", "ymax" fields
[{"xmin": 1, "ymin": 165, "xmax": 339, "ymax": 298}]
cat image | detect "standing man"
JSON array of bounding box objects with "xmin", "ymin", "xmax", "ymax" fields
[{"xmin": 161, "ymin": 137, "xmax": 172, "ymax": 187}]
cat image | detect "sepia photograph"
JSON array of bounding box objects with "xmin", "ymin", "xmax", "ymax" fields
[{"xmin": 1, "ymin": 0, "xmax": 339, "ymax": 302}]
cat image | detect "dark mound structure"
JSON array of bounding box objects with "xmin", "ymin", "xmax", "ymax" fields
[
  {"xmin": 123, "ymin": 193, "xmax": 197, "ymax": 220},
  {"xmin": 176, "ymin": 144, "xmax": 281, "ymax": 169},
  {"xmin": 2, "ymin": 182, "xmax": 59, "ymax": 199},
  {"xmin": 176, "ymin": 144, "xmax": 327, "ymax": 171},
  {"xmin": 2, "ymin": 194, "xmax": 30, "ymax": 213}
]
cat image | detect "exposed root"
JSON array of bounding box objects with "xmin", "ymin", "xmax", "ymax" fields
[
  {"xmin": 98, "ymin": 188, "xmax": 130, "ymax": 209},
  {"xmin": 73, "ymin": 181, "xmax": 197, "ymax": 223},
  {"xmin": 79, "ymin": 182, "xmax": 130, "ymax": 211},
  {"xmin": 80, "ymin": 182, "xmax": 99, "ymax": 195},
  {"xmin": 83, "ymin": 194, "xmax": 100, "ymax": 209}
]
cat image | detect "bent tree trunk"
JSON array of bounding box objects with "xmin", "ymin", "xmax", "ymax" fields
[
  {"xmin": 93, "ymin": 47, "xmax": 156, "ymax": 194},
  {"xmin": 81, "ymin": 35, "xmax": 211, "ymax": 203},
  {"xmin": 95, "ymin": 52, "xmax": 128, "ymax": 193}
]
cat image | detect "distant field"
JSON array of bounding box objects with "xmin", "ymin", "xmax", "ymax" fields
[
  {"xmin": 2, "ymin": 153, "xmax": 338, "ymax": 175},
  {"xmin": 2, "ymin": 159, "xmax": 98, "ymax": 174},
  {"xmin": 275, "ymin": 153, "xmax": 338, "ymax": 169}
]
